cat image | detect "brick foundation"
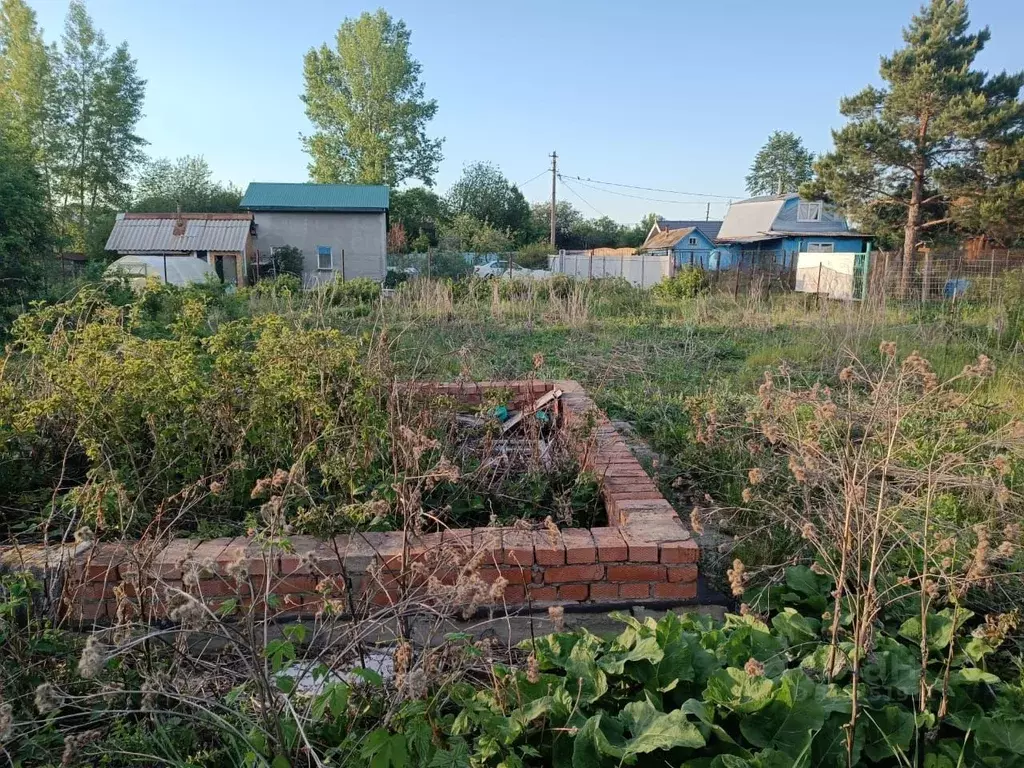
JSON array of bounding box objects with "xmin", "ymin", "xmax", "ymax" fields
[{"xmin": 0, "ymin": 380, "xmax": 699, "ymax": 623}]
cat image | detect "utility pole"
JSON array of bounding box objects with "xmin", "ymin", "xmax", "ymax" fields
[
  {"xmin": 549, "ymin": 151, "xmax": 558, "ymax": 248},
  {"xmin": 705, "ymin": 202, "xmax": 710, "ymax": 222}
]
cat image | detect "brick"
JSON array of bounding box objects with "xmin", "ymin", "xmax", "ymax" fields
[
  {"xmin": 502, "ymin": 529, "xmax": 535, "ymax": 567},
  {"xmin": 477, "ymin": 566, "xmax": 533, "ymax": 585},
  {"xmin": 666, "ymin": 564, "xmax": 699, "ymax": 583},
  {"xmin": 278, "ymin": 535, "xmax": 322, "ymax": 574},
  {"xmin": 67, "ymin": 597, "xmax": 109, "ymax": 623},
  {"xmin": 192, "ymin": 577, "xmax": 240, "ymax": 598},
  {"xmin": 607, "ymin": 564, "xmax": 665, "ymax": 582},
  {"xmin": 590, "ymin": 528, "xmax": 628, "ymax": 562},
  {"xmin": 527, "ymin": 585, "xmax": 557, "ymax": 602},
  {"xmin": 653, "ymin": 581, "xmax": 698, "ymax": 600},
  {"xmin": 662, "ymin": 540, "xmax": 700, "ymax": 564},
  {"xmin": 330, "ymin": 534, "xmax": 378, "ymax": 574},
  {"xmin": 533, "ymin": 530, "xmax": 565, "ymax": 565},
  {"xmin": 74, "ymin": 581, "xmax": 116, "ymax": 601},
  {"xmin": 544, "ymin": 565, "xmax": 604, "ymax": 584},
  {"xmin": 619, "ymin": 583, "xmax": 650, "ymax": 600},
  {"xmin": 365, "ymin": 531, "xmax": 410, "ymax": 572},
  {"xmin": 620, "ymin": 532, "xmax": 659, "ymax": 563},
  {"xmin": 444, "ymin": 528, "xmax": 475, "ymax": 562},
  {"xmin": 558, "ymin": 584, "xmax": 589, "ymax": 601},
  {"xmin": 149, "ymin": 539, "xmax": 201, "ymax": 579},
  {"xmin": 589, "ymin": 582, "xmax": 619, "ymax": 601},
  {"xmin": 500, "ymin": 584, "xmax": 527, "ymax": 603},
  {"xmin": 472, "ymin": 527, "xmax": 504, "ymax": 565},
  {"xmin": 560, "ymin": 529, "xmax": 596, "ymax": 564},
  {"xmin": 191, "ymin": 537, "xmax": 236, "ymax": 574}
]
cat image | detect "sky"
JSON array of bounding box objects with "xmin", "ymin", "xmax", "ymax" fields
[{"xmin": 27, "ymin": 0, "xmax": 1024, "ymax": 224}]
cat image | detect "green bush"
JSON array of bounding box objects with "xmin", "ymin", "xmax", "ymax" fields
[
  {"xmin": 517, "ymin": 241, "xmax": 554, "ymax": 270},
  {"xmin": 248, "ymin": 273, "xmax": 301, "ymax": 297},
  {"xmin": 653, "ymin": 266, "xmax": 709, "ymax": 300},
  {"xmin": 314, "ymin": 276, "xmax": 383, "ymax": 305}
]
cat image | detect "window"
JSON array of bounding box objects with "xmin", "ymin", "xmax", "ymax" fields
[
  {"xmin": 688, "ymin": 237, "xmax": 698, "ymax": 246},
  {"xmin": 807, "ymin": 242, "xmax": 834, "ymax": 253},
  {"xmin": 317, "ymin": 245, "xmax": 332, "ymax": 270},
  {"xmin": 797, "ymin": 201, "xmax": 822, "ymax": 222}
]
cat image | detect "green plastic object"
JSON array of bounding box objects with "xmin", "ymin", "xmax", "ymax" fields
[
  {"xmin": 492, "ymin": 405, "xmax": 509, "ymax": 421},
  {"xmin": 535, "ymin": 410, "xmax": 551, "ymax": 423}
]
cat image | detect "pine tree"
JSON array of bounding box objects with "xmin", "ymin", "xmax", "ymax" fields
[
  {"xmin": 301, "ymin": 9, "xmax": 443, "ymax": 187},
  {"xmin": 745, "ymin": 131, "xmax": 814, "ymax": 196},
  {"xmin": 807, "ymin": 0, "xmax": 1024, "ymax": 297}
]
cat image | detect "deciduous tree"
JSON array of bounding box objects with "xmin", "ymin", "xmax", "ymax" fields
[
  {"xmin": 446, "ymin": 162, "xmax": 530, "ymax": 242},
  {"xmin": 0, "ymin": 127, "xmax": 51, "ymax": 310},
  {"xmin": 806, "ymin": 0, "xmax": 1024, "ymax": 296},
  {"xmin": 301, "ymin": 9, "xmax": 442, "ymax": 187},
  {"xmin": 133, "ymin": 155, "xmax": 242, "ymax": 213},
  {"xmin": 745, "ymin": 131, "xmax": 814, "ymax": 196}
]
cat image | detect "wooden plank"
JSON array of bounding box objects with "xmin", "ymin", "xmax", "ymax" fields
[{"xmin": 500, "ymin": 388, "xmax": 562, "ymax": 434}]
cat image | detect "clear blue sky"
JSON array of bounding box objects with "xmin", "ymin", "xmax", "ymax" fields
[{"xmin": 28, "ymin": 0, "xmax": 1024, "ymax": 223}]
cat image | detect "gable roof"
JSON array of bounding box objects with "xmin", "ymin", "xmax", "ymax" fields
[
  {"xmin": 240, "ymin": 183, "xmax": 389, "ymax": 211},
  {"xmin": 655, "ymin": 219, "xmax": 723, "ymax": 241},
  {"xmin": 716, "ymin": 194, "xmax": 860, "ymax": 242},
  {"xmin": 106, "ymin": 212, "xmax": 253, "ymax": 253},
  {"xmin": 643, "ymin": 227, "xmax": 699, "ymax": 250}
]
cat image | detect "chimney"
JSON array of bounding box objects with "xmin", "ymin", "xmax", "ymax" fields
[{"xmin": 172, "ymin": 203, "xmax": 186, "ymax": 237}]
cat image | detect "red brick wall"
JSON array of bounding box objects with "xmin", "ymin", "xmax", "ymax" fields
[{"xmin": 6, "ymin": 380, "xmax": 700, "ymax": 624}]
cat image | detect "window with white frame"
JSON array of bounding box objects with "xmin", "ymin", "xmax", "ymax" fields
[
  {"xmin": 807, "ymin": 242, "xmax": 834, "ymax": 253},
  {"xmin": 797, "ymin": 201, "xmax": 822, "ymax": 222},
  {"xmin": 688, "ymin": 237, "xmax": 698, "ymax": 245},
  {"xmin": 317, "ymin": 245, "xmax": 333, "ymax": 270}
]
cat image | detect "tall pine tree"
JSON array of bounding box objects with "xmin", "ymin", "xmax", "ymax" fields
[{"xmin": 807, "ymin": 0, "xmax": 1024, "ymax": 297}]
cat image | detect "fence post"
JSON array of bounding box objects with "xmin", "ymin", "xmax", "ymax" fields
[
  {"xmin": 641, "ymin": 252, "xmax": 646, "ymax": 287},
  {"xmin": 733, "ymin": 253, "xmax": 743, "ymax": 299},
  {"xmin": 588, "ymin": 251, "xmax": 593, "ymax": 280},
  {"xmin": 620, "ymin": 252, "xmax": 625, "ymax": 279},
  {"xmin": 990, "ymin": 247, "xmax": 997, "ymax": 301},
  {"xmin": 341, "ymin": 249, "xmax": 346, "ymax": 282},
  {"xmin": 427, "ymin": 249, "xmax": 432, "ymax": 280},
  {"xmin": 922, "ymin": 249, "xmax": 932, "ymax": 304}
]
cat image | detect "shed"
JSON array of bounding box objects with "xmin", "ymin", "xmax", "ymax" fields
[{"xmin": 105, "ymin": 212, "xmax": 256, "ymax": 286}]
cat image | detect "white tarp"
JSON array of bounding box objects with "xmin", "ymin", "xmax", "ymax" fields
[
  {"xmin": 794, "ymin": 252, "xmax": 858, "ymax": 300},
  {"xmin": 105, "ymin": 254, "xmax": 219, "ymax": 289}
]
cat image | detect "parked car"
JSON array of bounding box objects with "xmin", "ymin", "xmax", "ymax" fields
[{"xmin": 474, "ymin": 259, "xmax": 532, "ymax": 279}]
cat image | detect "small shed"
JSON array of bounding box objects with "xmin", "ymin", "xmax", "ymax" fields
[
  {"xmin": 641, "ymin": 226, "xmax": 718, "ymax": 269},
  {"xmin": 105, "ymin": 212, "xmax": 256, "ymax": 286}
]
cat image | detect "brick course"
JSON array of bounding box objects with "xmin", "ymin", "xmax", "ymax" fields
[{"xmin": 8, "ymin": 380, "xmax": 700, "ymax": 623}]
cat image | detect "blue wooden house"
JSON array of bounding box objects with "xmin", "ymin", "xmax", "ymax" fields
[
  {"xmin": 714, "ymin": 193, "xmax": 869, "ymax": 268},
  {"xmin": 641, "ymin": 226, "xmax": 718, "ymax": 269}
]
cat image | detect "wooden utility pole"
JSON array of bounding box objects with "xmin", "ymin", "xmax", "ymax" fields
[
  {"xmin": 705, "ymin": 202, "xmax": 710, "ymax": 222},
  {"xmin": 549, "ymin": 151, "xmax": 558, "ymax": 247}
]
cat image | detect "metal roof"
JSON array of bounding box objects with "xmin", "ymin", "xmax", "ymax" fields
[
  {"xmin": 656, "ymin": 219, "xmax": 723, "ymax": 241},
  {"xmin": 105, "ymin": 213, "xmax": 252, "ymax": 253},
  {"xmin": 240, "ymin": 183, "xmax": 389, "ymax": 211},
  {"xmin": 643, "ymin": 227, "xmax": 697, "ymax": 250},
  {"xmin": 717, "ymin": 194, "xmax": 861, "ymax": 242}
]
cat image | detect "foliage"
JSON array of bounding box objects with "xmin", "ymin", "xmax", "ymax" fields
[
  {"xmin": 132, "ymin": 155, "xmax": 242, "ymax": 213},
  {"xmin": 439, "ymin": 214, "xmax": 513, "ymax": 254},
  {"xmin": 446, "ymin": 162, "xmax": 531, "ymax": 244},
  {"xmin": 653, "ymin": 267, "xmax": 709, "ymax": 300},
  {"xmin": 256, "ymin": 243, "xmax": 304, "ymax": 280},
  {"xmin": 391, "ymin": 186, "xmax": 447, "ymax": 248},
  {"xmin": 0, "ymin": 0, "xmax": 54, "ymax": 169},
  {"xmin": 516, "ymin": 241, "xmax": 554, "ymax": 270},
  {"xmin": 247, "ymin": 273, "xmax": 302, "ymax": 298},
  {"xmin": 806, "ymin": 0, "xmax": 1024, "ymax": 294},
  {"xmin": 314, "ymin": 276, "xmax": 383, "ymax": 306},
  {"xmin": 301, "ymin": 9, "xmax": 443, "ymax": 187},
  {"xmin": 0, "ymin": 126, "xmax": 52, "ymax": 318},
  {"xmin": 745, "ymin": 130, "xmax": 814, "ymax": 196}
]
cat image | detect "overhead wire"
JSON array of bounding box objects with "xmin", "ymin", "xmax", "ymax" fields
[
  {"xmin": 559, "ymin": 173, "xmax": 740, "ymax": 200},
  {"xmin": 515, "ymin": 169, "xmax": 550, "ymax": 188},
  {"xmin": 569, "ymin": 176, "xmax": 728, "ymax": 209},
  {"xmin": 557, "ymin": 176, "xmax": 608, "ymax": 218}
]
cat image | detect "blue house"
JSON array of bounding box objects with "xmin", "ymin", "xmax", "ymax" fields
[
  {"xmin": 641, "ymin": 226, "xmax": 719, "ymax": 270},
  {"xmin": 714, "ymin": 193, "xmax": 869, "ymax": 268}
]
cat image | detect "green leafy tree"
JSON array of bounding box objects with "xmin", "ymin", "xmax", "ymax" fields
[
  {"xmin": 530, "ymin": 200, "xmax": 586, "ymax": 249},
  {"xmin": 0, "ymin": 127, "xmax": 52, "ymax": 311},
  {"xmin": 301, "ymin": 9, "xmax": 442, "ymax": 187},
  {"xmin": 446, "ymin": 162, "xmax": 530, "ymax": 243},
  {"xmin": 52, "ymin": 1, "xmax": 146, "ymax": 253},
  {"xmin": 806, "ymin": 0, "xmax": 1024, "ymax": 296},
  {"xmin": 745, "ymin": 131, "xmax": 814, "ymax": 196},
  {"xmin": 0, "ymin": 0, "xmax": 56, "ymax": 190},
  {"xmin": 390, "ymin": 186, "xmax": 446, "ymax": 247},
  {"xmin": 133, "ymin": 155, "xmax": 242, "ymax": 213},
  {"xmin": 438, "ymin": 213, "xmax": 512, "ymax": 253}
]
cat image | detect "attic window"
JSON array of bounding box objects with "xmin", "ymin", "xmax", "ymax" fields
[
  {"xmin": 688, "ymin": 237, "xmax": 698, "ymax": 246},
  {"xmin": 797, "ymin": 201, "xmax": 822, "ymax": 223}
]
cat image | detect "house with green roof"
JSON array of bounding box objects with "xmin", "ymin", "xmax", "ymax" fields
[{"xmin": 240, "ymin": 182, "xmax": 389, "ymax": 283}]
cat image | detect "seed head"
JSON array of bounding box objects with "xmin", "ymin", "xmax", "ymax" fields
[
  {"xmin": 548, "ymin": 605, "xmax": 565, "ymax": 632},
  {"xmin": 34, "ymin": 683, "xmax": 63, "ymax": 715},
  {"xmin": 747, "ymin": 468, "xmax": 764, "ymax": 486},
  {"xmin": 526, "ymin": 652, "xmax": 540, "ymax": 684},
  {"xmin": 744, "ymin": 658, "xmax": 765, "ymax": 677},
  {"xmin": 689, "ymin": 507, "xmax": 705, "ymax": 535},
  {"xmin": 78, "ymin": 635, "xmax": 107, "ymax": 679},
  {"xmin": 728, "ymin": 559, "xmax": 747, "ymax": 597}
]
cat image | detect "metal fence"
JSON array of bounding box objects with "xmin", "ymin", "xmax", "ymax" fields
[
  {"xmin": 548, "ymin": 251, "xmax": 671, "ymax": 288},
  {"xmin": 868, "ymin": 248, "xmax": 1024, "ymax": 304}
]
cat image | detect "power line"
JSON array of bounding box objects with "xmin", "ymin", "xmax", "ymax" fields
[
  {"xmin": 558, "ymin": 176, "xmax": 607, "ymax": 218},
  {"xmin": 570, "ymin": 176, "xmax": 729, "ymax": 208},
  {"xmin": 560, "ymin": 173, "xmax": 740, "ymax": 200},
  {"xmin": 515, "ymin": 169, "xmax": 549, "ymax": 188}
]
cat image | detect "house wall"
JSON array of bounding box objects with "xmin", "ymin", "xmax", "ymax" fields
[
  {"xmin": 251, "ymin": 211, "xmax": 386, "ymax": 284},
  {"xmin": 773, "ymin": 197, "xmax": 851, "ymax": 234},
  {"xmin": 669, "ymin": 230, "xmax": 717, "ymax": 270}
]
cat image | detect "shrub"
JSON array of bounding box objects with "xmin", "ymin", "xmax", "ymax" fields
[
  {"xmin": 653, "ymin": 266, "xmax": 709, "ymax": 300},
  {"xmin": 516, "ymin": 241, "xmax": 554, "ymax": 270},
  {"xmin": 248, "ymin": 273, "xmax": 301, "ymax": 298},
  {"xmin": 314, "ymin": 276, "xmax": 382, "ymax": 305}
]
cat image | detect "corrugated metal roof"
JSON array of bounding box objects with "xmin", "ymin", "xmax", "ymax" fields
[
  {"xmin": 656, "ymin": 219, "xmax": 723, "ymax": 241},
  {"xmin": 717, "ymin": 196, "xmax": 793, "ymax": 241},
  {"xmin": 105, "ymin": 214, "xmax": 252, "ymax": 253},
  {"xmin": 240, "ymin": 183, "xmax": 389, "ymax": 211},
  {"xmin": 717, "ymin": 194, "xmax": 861, "ymax": 242}
]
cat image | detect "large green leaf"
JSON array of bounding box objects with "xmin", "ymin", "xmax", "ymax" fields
[
  {"xmin": 861, "ymin": 637, "xmax": 920, "ymax": 696},
  {"xmin": 564, "ymin": 639, "xmax": 609, "ymax": 705},
  {"xmin": 975, "ymin": 717, "xmax": 1024, "ymax": 755},
  {"xmin": 739, "ymin": 670, "xmax": 826, "ymax": 752},
  {"xmin": 618, "ymin": 698, "xmax": 706, "ymax": 755},
  {"xmin": 862, "ymin": 705, "xmax": 916, "ymax": 762},
  {"xmin": 598, "ymin": 635, "xmax": 664, "ymax": 675},
  {"xmin": 704, "ymin": 668, "xmax": 775, "ymax": 714},
  {"xmin": 571, "ymin": 714, "xmax": 625, "ymax": 768},
  {"xmin": 898, "ymin": 608, "xmax": 973, "ymax": 652},
  {"xmin": 680, "ymin": 698, "xmax": 747, "ymax": 750},
  {"xmin": 771, "ymin": 608, "xmax": 820, "ymax": 648},
  {"xmin": 799, "ymin": 644, "xmax": 850, "ymax": 680}
]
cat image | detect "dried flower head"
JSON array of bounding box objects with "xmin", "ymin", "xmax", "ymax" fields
[
  {"xmin": 169, "ymin": 594, "xmax": 207, "ymax": 626},
  {"xmin": 271, "ymin": 468, "xmax": 289, "ymax": 489},
  {"xmin": 226, "ymin": 551, "xmax": 249, "ymax": 584},
  {"xmin": 993, "ymin": 455, "xmax": 1011, "ymax": 477},
  {"xmin": 788, "ymin": 455, "xmax": 807, "ymax": 484},
  {"xmin": 689, "ymin": 507, "xmax": 705, "ymax": 535},
  {"xmin": 532, "ymin": 352, "xmax": 544, "ymax": 370},
  {"xmin": 526, "ymin": 652, "xmax": 540, "ymax": 684},
  {"xmin": 78, "ymin": 635, "xmax": 107, "ymax": 679},
  {"xmin": 0, "ymin": 701, "xmax": 11, "ymax": 742},
  {"xmin": 62, "ymin": 728, "xmax": 102, "ymax": 766},
  {"xmin": 747, "ymin": 468, "xmax": 764, "ymax": 486},
  {"xmin": 962, "ymin": 354, "xmax": 995, "ymax": 379},
  {"xmin": 74, "ymin": 526, "xmax": 94, "ymax": 545},
  {"xmin": 727, "ymin": 559, "xmax": 747, "ymax": 597},
  {"xmin": 209, "ymin": 480, "xmax": 225, "ymax": 495},
  {"xmin": 741, "ymin": 487, "xmax": 754, "ymax": 503},
  {"xmin": 839, "ymin": 366, "xmax": 855, "ymax": 384},
  {"xmin": 34, "ymin": 683, "xmax": 63, "ymax": 715},
  {"xmin": 880, "ymin": 341, "xmax": 897, "ymax": 358},
  {"xmin": 744, "ymin": 658, "xmax": 765, "ymax": 677},
  {"xmin": 548, "ymin": 605, "xmax": 565, "ymax": 632},
  {"xmin": 800, "ymin": 520, "xmax": 818, "ymax": 542}
]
